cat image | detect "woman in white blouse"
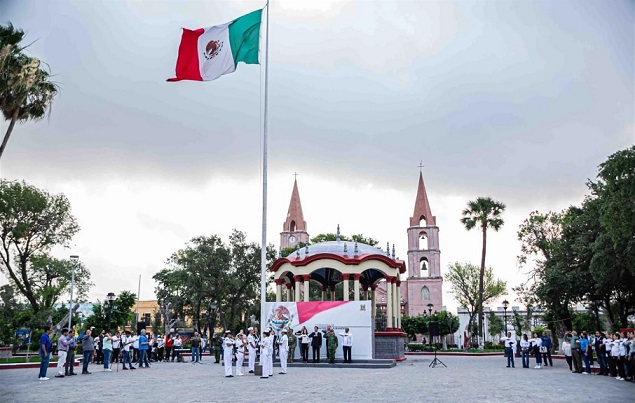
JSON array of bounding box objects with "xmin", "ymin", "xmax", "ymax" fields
[
  {"xmin": 299, "ymin": 327, "xmax": 310, "ymax": 363},
  {"xmin": 530, "ymin": 332, "xmax": 543, "ymax": 369},
  {"xmin": 561, "ymin": 334, "xmax": 572, "ymax": 371}
]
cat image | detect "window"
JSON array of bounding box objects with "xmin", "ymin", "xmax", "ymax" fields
[
  {"xmin": 143, "ymin": 313, "xmax": 151, "ymax": 325},
  {"xmin": 418, "ymin": 232, "xmax": 428, "ymax": 250},
  {"xmin": 421, "ymin": 286, "xmax": 430, "ymax": 300},
  {"xmin": 420, "ymin": 258, "xmax": 429, "ymax": 274},
  {"xmin": 290, "ymin": 220, "xmax": 296, "ymax": 232},
  {"xmin": 419, "ymin": 215, "xmax": 427, "ymax": 226}
]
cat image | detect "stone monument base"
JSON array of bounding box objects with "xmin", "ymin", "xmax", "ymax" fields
[{"xmin": 374, "ymin": 330, "xmax": 407, "ymax": 361}]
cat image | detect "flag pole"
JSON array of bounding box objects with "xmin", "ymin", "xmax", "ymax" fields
[{"xmin": 260, "ymin": 0, "xmax": 270, "ymax": 333}]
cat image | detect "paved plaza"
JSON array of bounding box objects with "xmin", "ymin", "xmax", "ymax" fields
[{"xmin": 0, "ymin": 355, "xmax": 632, "ymax": 402}]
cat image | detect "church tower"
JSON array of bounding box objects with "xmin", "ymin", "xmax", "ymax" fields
[
  {"xmin": 404, "ymin": 172, "xmax": 443, "ymax": 315},
  {"xmin": 280, "ymin": 179, "xmax": 310, "ymax": 250}
]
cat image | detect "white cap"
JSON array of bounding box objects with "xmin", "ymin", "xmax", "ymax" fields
[
  {"xmin": 281, "ymin": 329, "xmax": 288, "ymax": 333},
  {"xmin": 247, "ymin": 327, "xmax": 253, "ymax": 331}
]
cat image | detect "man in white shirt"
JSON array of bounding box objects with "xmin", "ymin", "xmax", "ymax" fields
[
  {"xmin": 121, "ymin": 330, "xmax": 135, "ymax": 370},
  {"xmin": 235, "ymin": 332, "xmax": 245, "ymax": 376},
  {"xmin": 278, "ymin": 329, "xmax": 289, "ymax": 374},
  {"xmin": 223, "ymin": 330, "xmax": 234, "ymax": 377},
  {"xmin": 502, "ymin": 332, "xmax": 516, "ymax": 368},
  {"xmin": 132, "ymin": 333, "xmax": 139, "ymax": 363},
  {"xmin": 247, "ymin": 327, "xmax": 257, "ymax": 374},
  {"xmin": 339, "ymin": 328, "xmax": 353, "ymax": 364}
]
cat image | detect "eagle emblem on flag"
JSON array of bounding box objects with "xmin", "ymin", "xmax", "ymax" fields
[{"xmin": 204, "ymin": 40, "xmax": 223, "ymax": 60}]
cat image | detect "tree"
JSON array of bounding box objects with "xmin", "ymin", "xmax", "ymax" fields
[
  {"xmin": 0, "ymin": 284, "xmax": 27, "ymax": 347},
  {"xmin": 444, "ymin": 262, "xmax": 506, "ymax": 339},
  {"xmin": 0, "ymin": 180, "xmax": 81, "ymax": 313},
  {"xmin": 460, "ymin": 197, "xmax": 505, "ymax": 342},
  {"xmin": 0, "ymin": 24, "xmax": 59, "ymax": 160},
  {"xmin": 84, "ymin": 291, "xmax": 136, "ymax": 332},
  {"xmin": 401, "ymin": 314, "xmax": 428, "ymax": 341},
  {"xmin": 154, "ymin": 230, "xmax": 277, "ymax": 333},
  {"xmin": 487, "ymin": 311, "xmax": 504, "ymax": 339}
]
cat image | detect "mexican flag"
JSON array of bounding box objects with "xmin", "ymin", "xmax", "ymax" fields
[{"xmin": 167, "ymin": 9, "xmax": 262, "ymax": 82}]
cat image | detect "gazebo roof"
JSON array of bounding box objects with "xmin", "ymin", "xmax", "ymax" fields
[{"xmin": 269, "ymin": 241, "xmax": 406, "ymax": 274}]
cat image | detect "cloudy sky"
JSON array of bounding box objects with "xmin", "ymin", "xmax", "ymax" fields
[{"xmin": 1, "ymin": 0, "xmax": 633, "ymax": 312}]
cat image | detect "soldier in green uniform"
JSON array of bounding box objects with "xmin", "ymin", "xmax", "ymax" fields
[
  {"xmin": 287, "ymin": 327, "xmax": 297, "ymax": 363},
  {"xmin": 213, "ymin": 333, "xmax": 222, "ymax": 363},
  {"xmin": 327, "ymin": 329, "xmax": 338, "ymax": 364}
]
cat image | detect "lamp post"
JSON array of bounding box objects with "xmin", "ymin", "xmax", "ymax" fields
[
  {"xmin": 427, "ymin": 303, "xmax": 434, "ymax": 350},
  {"xmin": 502, "ymin": 299, "xmax": 509, "ymax": 336},
  {"xmin": 208, "ymin": 301, "xmax": 218, "ymax": 339},
  {"xmin": 69, "ymin": 255, "xmax": 79, "ymax": 330},
  {"xmin": 106, "ymin": 292, "xmax": 116, "ymax": 331}
]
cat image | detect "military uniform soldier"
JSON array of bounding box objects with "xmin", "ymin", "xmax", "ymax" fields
[
  {"xmin": 287, "ymin": 328, "xmax": 297, "ymax": 363},
  {"xmin": 213, "ymin": 333, "xmax": 222, "ymax": 363},
  {"xmin": 327, "ymin": 330, "xmax": 338, "ymax": 364},
  {"xmin": 223, "ymin": 330, "xmax": 234, "ymax": 377}
]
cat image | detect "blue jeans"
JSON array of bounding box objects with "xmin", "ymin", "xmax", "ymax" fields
[
  {"xmin": 38, "ymin": 353, "xmax": 50, "ymax": 378},
  {"xmin": 192, "ymin": 347, "xmax": 200, "ymax": 362},
  {"xmin": 505, "ymin": 347, "xmax": 515, "ymax": 367},
  {"xmin": 139, "ymin": 349, "xmax": 149, "ymax": 367},
  {"xmin": 103, "ymin": 349, "xmax": 111, "ymax": 369},
  {"xmin": 581, "ymin": 351, "xmax": 591, "ymax": 373},
  {"xmin": 122, "ymin": 350, "xmax": 132, "ymax": 368},
  {"xmin": 521, "ymin": 349, "xmax": 529, "ymax": 368},
  {"xmin": 82, "ymin": 351, "xmax": 92, "ymax": 372}
]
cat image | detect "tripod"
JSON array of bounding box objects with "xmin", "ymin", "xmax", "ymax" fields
[{"xmin": 428, "ymin": 347, "xmax": 446, "ymax": 368}]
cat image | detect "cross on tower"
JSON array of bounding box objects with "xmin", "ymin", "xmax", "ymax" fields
[
  {"xmin": 293, "ymin": 172, "xmax": 299, "ymax": 180},
  {"xmin": 418, "ymin": 161, "xmax": 424, "ymax": 172}
]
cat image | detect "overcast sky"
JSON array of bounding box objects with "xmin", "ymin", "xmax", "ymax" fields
[{"xmin": 1, "ymin": 0, "xmax": 633, "ymax": 312}]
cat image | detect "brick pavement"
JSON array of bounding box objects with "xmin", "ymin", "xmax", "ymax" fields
[{"xmin": 0, "ymin": 355, "xmax": 632, "ymax": 402}]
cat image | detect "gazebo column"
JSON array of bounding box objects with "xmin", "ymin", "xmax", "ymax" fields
[
  {"xmin": 369, "ymin": 284, "xmax": 376, "ymax": 318},
  {"xmin": 391, "ymin": 277, "xmax": 398, "ymax": 329},
  {"xmin": 396, "ymin": 279, "xmax": 402, "ymax": 329},
  {"xmin": 294, "ymin": 275, "xmax": 302, "ymax": 302},
  {"xmin": 342, "ymin": 274, "xmax": 350, "ymax": 301},
  {"xmin": 330, "ymin": 285, "xmax": 336, "ymax": 301},
  {"xmin": 353, "ymin": 274, "xmax": 362, "ymax": 301},
  {"xmin": 285, "ymin": 283, "xmax": 292, "ymax": 301},
  {"xmin": 385, "ymin": 277, "xmax": 394, "ymax": 329},
  {"xmin": 321, "ymin": 286, "xmax": 327, "ymax": 301},
  {"xmin": 303, "ymin": 275, "xmax": 311, "ymax": 302},
  {"xmin": 275, "ymin": 279, "xmax": 283, "ymax": 302}
]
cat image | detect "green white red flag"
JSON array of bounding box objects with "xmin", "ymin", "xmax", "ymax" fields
[{"xmin": 167, "ymin": 9, "xmax": 262, "ymax": 82}]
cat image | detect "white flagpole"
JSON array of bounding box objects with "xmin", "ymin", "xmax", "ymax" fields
[{"xmin": 260, "ymin": 0, "xmax": 270, "ymax": 333}]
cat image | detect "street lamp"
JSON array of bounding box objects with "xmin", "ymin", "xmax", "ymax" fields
[
  {"xmin": 427, "ymin": 303, "xmax": 434, "ymax": 350},
  {"xmin": 69, "ymin": 255, "xmax": 79, "ymax": 330},
  {"xmin": 208, "ymin": 301, "xmax": 218, "ymax": 339},
  {"xmin": 106, "ymin": 292, "xmax": 116, "ymax": 331},
  {"xmin": 502, "ymin": 299, "xmax": 509, "ymax": 335}
]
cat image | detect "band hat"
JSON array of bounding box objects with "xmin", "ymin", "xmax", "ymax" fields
[
  {"xmin": 247, "ymin": 327, "xmax": 253, "ymax": 331},
  {"xmin": 281, "ymin": 329, "xmax": 287, "ymax": 333},
  {"xmin": 225, "ymin": 330, "xmax": 231, "ymax": 334}
]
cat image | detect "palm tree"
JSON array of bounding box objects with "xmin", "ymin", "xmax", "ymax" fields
[
  {"xmin": 0, "ymin": 23, "xmax": 59, "ymax": 160},
  {"xmin": 460, "ymin": 197, "xmax": 506, "ymax": 345}
]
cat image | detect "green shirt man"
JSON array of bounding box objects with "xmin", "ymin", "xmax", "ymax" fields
[{"xmin": 327, "ymin": 331, "xmax": 338, "ymax": 364}]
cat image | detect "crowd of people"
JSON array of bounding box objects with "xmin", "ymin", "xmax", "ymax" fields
[
  {"xmin": 37, "ymin": 323, "xmax": 354, "ymax": 381},
  {"xmin": 501, "ymin": 329, "xmax": 635, "ymax": 382}
]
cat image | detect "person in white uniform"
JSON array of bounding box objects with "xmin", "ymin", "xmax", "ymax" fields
[
  {"xmin": 247, "ymin": 327, "xmax": 257, "ymax": 373},
  {"xmin": 259, "ymin": 330, "xmax": 271, "ymax": 379},
  {"xmin": 223, "ymin": 330, "xmax": 234, "ymax": 377},
  {"xmin": 235, "ymin": 332, "xmax": 245, "ymax": 376},
  {"xmin": 278, "ymin": 329, "xmax": 289, "ymax": 374},
  {"xmin": 267, "ymin": 329, "xmax": 275, "ymax": 377}
]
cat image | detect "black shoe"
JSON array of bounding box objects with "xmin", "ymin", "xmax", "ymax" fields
[
  {"xmin": 260, "ymin": 376, "xmax": 268, "ymax": 379},
  {"xmin": 130, "ymin": 367, "xmax": 136, "ymax": 370},
  {"xmin": 248, "ymin": 370, "xmax": 254, "ymax": 373},
  {"xmin": 226, "ymin": 375, "xmax": 234, "ymax": 378},
  {"xmin": 122, "ymin": 367, "xmax": 128, "ymax": 370},
  {"xmin": 55, "ymin": 375, "xmax": 64, "ymax": 378},
  {"xmin": 506, "ymin": 366, "xmax": 510, "ymax": 368}
]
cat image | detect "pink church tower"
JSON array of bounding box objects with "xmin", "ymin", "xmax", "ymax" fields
[
  {"xmin": 280, "ymin": 178, "xmax": 310, "ymax": 250},
  {"xmin": 403, "ymin": 171, "xmax": 443, "ymax": 315}
]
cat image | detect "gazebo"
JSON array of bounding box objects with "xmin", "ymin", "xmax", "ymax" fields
[{"xmin": 269, "ymin": 240, "xmax": 406, "ymax": 331}]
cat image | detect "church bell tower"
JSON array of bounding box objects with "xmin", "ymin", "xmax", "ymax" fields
[
  {"xmin": 280, "ymin": 178, "xmax": 310, "ymax": 250},
  {"xmin": 404, "ymin": 171, "xmax": 443, "ymax": 315}
]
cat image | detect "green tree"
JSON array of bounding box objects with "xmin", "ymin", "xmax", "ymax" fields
[
  {"xmin": 487, "ymin": 311, "xmax": 504, "ymax": 339},
  {"xmin": 154, "ymin": 230, "xmax": 276, "ymax": 333},
  {"xmin": 460, "ymin": 197, "xmax": 506, "ymax": 341},
  {"xmin": 84, "ymin": 291, "xmax": 136, "ymax": 332},
  {"xmin": 0, "ymin": 180, "xmax": 81, "ymax": 313},
  {"xmin": 0, "ymin": 284, "xmax": 27, "ymax": 346},
  {"xmin": 0, "ymin": 23, "xmax": 59, "ymax": 160},
  {"xmin": 401, "ymin": 314, "xmax": 428, "ymax": 341},
  {"xmin": 444, "ymin": 262, "xmax": 506, "ymax": 339}
]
